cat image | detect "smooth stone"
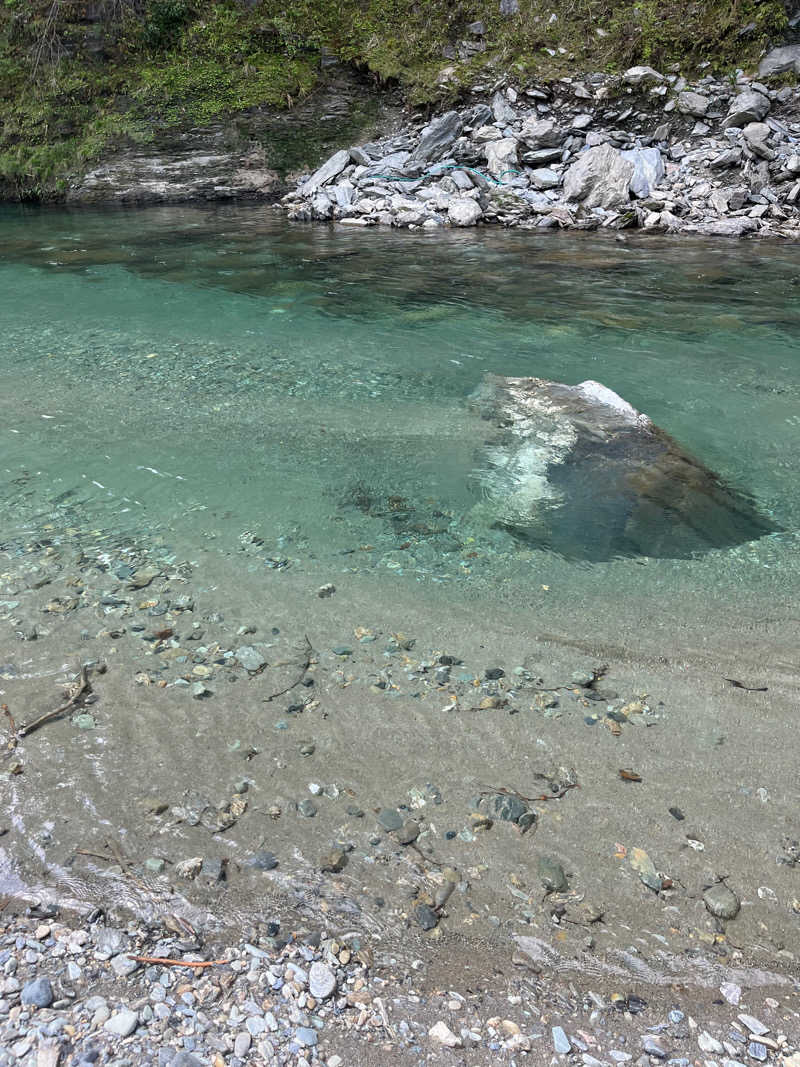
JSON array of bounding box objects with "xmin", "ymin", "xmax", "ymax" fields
[
  {"xmin": 110, "ymin": 955, "xmax": 140, "ymax": 978},
  {"xmin": 538, "ymin": 856, "xmax": 568, "ymax": 893},
  {"xmin": 414, "ymin": 904, "xmax": 439, "ymax": 930},
  {"xmin": 395, "ymin": 820, "xmax": 420, "ymax": 845},
  {"xmin": 236, "ymin": 645, "xmax": 266, "ymax": 672},
  {"xmin": 295, "ymin": 1026, "xmax": 318, "ymax": 1047},
  {"xmin": 21, "ymin": 977, "xmax": 53, "ymax": 1008},
  {"xmin": 104, "ymin": 1008, "xmax": 138, "ymax": 1036},
  {"xmin": 429, "ymin": 1021, "xmax": 463, "ymax": 1048},
  {"xmin": 748, "ymin": 1042, "xmax": 768, "ymax": 1062},
  {"xmin": 247, "ymin": 851, "xmax": 278, "ymax": 871},
  {"xmin": 246, "ymin": 1015, "xmax": 266, "ymax": 1036},
  {"xmin": 641, "ymin": 1035, "xmax": 667, "ymax": 1058},
  {"xmin": 298, "ymin": 799, "xmax": 317, "ymax": 818},
  {"xmin": 308, "ymin": 962, "xmax": 336, "ymax": 1000},
  {"xmin": 552, "ymin": 1025, "xmax": 572, "ymax": 1053},
  {"xmin": 703, "ymin": 883, "xmax": 740, "ymax": 919},
  {"xmin": 738, "ymin": 1014, "xmax": 768, "ymax": 1036},
  {"xmin": 234, "ymin": 1032, "xmax": 251, "ymax": 1057},
  {"xmin": 377, "ymin": 808, "xmax": 403, "ymax": 831}
]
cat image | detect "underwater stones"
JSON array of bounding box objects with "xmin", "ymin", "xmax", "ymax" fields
[
  {"xmin": 703, "ymin": 882, "xmax": 740, "ymax": 920},
  {"xmin": 469, "ymin": 374, "xmax": 777, "ymax": 561},
  {"xmin": 538, "ymin": 856, "xmax": 568, "ymax": 893}
]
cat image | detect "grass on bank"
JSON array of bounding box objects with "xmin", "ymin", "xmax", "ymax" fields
[{"xmin": 0, "ymin": 0, "xmax": 790, "ymax": 199}]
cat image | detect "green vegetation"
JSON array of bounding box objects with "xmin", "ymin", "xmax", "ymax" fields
[{"xmin": 0, "ymin": 0, "xmax": 789, "ymax": 199}]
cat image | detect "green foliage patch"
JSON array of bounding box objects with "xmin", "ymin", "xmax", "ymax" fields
[{"xmin": 0, "ymin": 0, "xmax": 790, "ymax": 199}]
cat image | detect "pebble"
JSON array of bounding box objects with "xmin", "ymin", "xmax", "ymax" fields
[
  {"xmin": 295, "ymin": 1026, "xmax": 318, "ymax": 1047},
  {"xmin": 552, "ymin": 1025, "xmax": 572, "ymax": 1053},
  {"xmin": 738, "ymin": 1013, "xmax": 768, "ymax": 1035},
  {"xmin": 703, "ymin": 883, "xmax": 741, "ymax": 919},
  {"xmin": 308, "ymin": 962, "xmax": 336, "ymax": 1000},
  {"xmin": 104, "ymin": 1008, "xmax": 139, "ymax": 1036},
  {"xmin": 748, "ymin": 1041, "xmax": 768, "ymax": 1061},
  {"xmin": 234, "ymin": 1031, "xmax": 251, "ymax": 1057},
  {"xmin": 429, "ymin": 1021, "xmax": 462, "ymax": 1047},
  {"xmin": 377, "ymin": 807, "xmax": 403, "ymax": 831},
  {"xmin": 297, "ymin": 799, "xmax": 317, "ymax": 818},
  {"xmin": 641, "ymin": 1035, "xmax": 667, "ymax": 1059},
  {"xmin": 20, "ymin": 977, "xmax": 53, "ymax": 1008}
]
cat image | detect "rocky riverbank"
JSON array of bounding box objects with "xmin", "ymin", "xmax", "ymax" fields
[
  {"xmin": 1, "ymin": 906, "xmax": 799, "ymax": 1067},
  {"xmin": 282, "ymin": 52, "xmax": 800, "ymax": 239}
]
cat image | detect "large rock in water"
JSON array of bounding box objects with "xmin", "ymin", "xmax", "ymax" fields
[{"xmin": 469, "ymin": 375, "xmax": 776, "ymax": 561}]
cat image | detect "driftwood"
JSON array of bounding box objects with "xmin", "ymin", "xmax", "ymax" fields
[
  {"xmin": 17, "ymin": 666, "xmax": 90, "ymax": 738},
  {"xmin": 263, "ymin": 635, "xmax": 313, "ymax": 703}
]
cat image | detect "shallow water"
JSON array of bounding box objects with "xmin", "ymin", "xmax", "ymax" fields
[
  {"xmin": 3, "ymin": 204, "xmax": 800, "ymax": 977},
  {"xmin": 2, "ymin": 204, "xmax": 799, "ymax": 599}
]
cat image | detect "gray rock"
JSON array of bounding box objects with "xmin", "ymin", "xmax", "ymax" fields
[
  {"xmin": 200, "ymin": 857, "xmax": 225, "ymax": 883},
  {"xmin": 485, "ymin": 138, "xmax": 519, "ymax": 179},
  {"xmin": 299, "ymin": 149, "xmax": 351, "ymax": 196},
  {"xmin": 308, "ymin": 962, "xmax": 337, "ymax": 1000},
  {"xmin": 622, "ymin": 65, "xmax": 665, "ymax": 85},
  {"xmin": 20, "ymin": 977, "xmax": 53, "ymax": 1008},
  {"xmin": 748, "ymin": 1042, "xmax": 768, "ymax": 1061},
  {"xmin": 247, "ymin": 850, "xmax": 278, "ymax": 871},
  {"xmin": 412, "ymin": 111, "xmax": 462, "ymax": 163},
  {"xmin": 538, "ymin": 856, "xmax": 568, "ymax": 893},
  {"xmin": 530, "ymin": 167, "xmax": 561, "ymax": 190},
  {"xmin": 703, "ymin": 882, "xmax": 740, "ymax": 919},
  {"xmin": 563, "ymin": 144, "xmax": 634, "ymax": 209},
  {"xmin": 722, "ymin": 91, "xmax": 770, "ymax": 129},
  {"xmin": 469, "ymin": 374, "xmax": 776, "ymax": 560},
  {"xmin": 758, "ymin": 44, "xmax": 800, "ymax": 78},
  {"xmin": 742, "ymin": 122, "xmax": 774, "ymax": 160},
  {"xmin": 413, "ymin": 903, "xmax": 439, "ymax": 930},
  {"xmin": 448, "ymin": 198, "xmax": 483, "ymax": 226},
  {"xmin": 478, "ymin": 791, "xmax": 528, "ymax": 823},
  {"xmin": 234, "ymin": 1033, "xmax": 252, "ymax": 1058},
  {"xmin": 492, "ymin": 90, "xmax": 516, "ymax": 123},
  {"xmin": 694, "ymin": 217, "xmax": 758, "ymax": 238},
  {"xmin": 676, "ymin": 91, "xmax": 710, "ymax": 118},
  {"xmin": 737, "ymin": 1013, "xmax": 768, "ymax": 1036},
  {"xmin": 93, "ymin": 928, "xmax": 127, "ymax": 956},
  {"xmin": 621, "ymin": 147, "xmax": 664, "ymax": 198},
  {"xmin": 295, "ymin": 1026, "xmax": 318, "ymax": 1047},
  {"xmin": 396, "ymin": 820, "xmax": 421, "ymax": 844},
  {"xmin": 520, "ymin": 117, "xmax": 563, "ymax": 149},
  {"xmin": 236, "ymin": 645, "xmax": 266, "ymax": 672},
  {"xmin": 499, "ymin": 0, "xmax": 519, "ymax": 13},
  {"xmin": 171, "ymin": 1055, "xmax": 204, "ymax": 1067},
  {"xmin": 642, "ymin": 1035, "xmax": 667, "ymax": 1058},
  {"xmin": 110, "ymin": 955, "xmax": 140, "ymax": 978},
  {"xmin": 298, "ymin": 799, "xmax": 317, "ymax": 818},
  {"xmin": 104, "ymin": 1008, "xmax": 139, "ymax": 1037},
  {"xmin": 552, "ymin": 1026, "xmax": 572, "ymax": 1054},
  {"xmin": 377, "ymin": 807, "xmax": 404, "ymax": 831}
]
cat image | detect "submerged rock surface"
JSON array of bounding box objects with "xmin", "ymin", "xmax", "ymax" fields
[{"xmin": 470, "ymin": 374, "xmax": 777, "ymax": 561}]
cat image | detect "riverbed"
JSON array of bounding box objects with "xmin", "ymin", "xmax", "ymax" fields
[{"xmin": 1, "ymin": 204, "xmax": 799, "ymax": 1004}]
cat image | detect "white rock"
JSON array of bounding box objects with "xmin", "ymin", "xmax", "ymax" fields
[
  {"xmin": 698, "ymin": 1030, "xmax": 724, "ymax": 1053},
  {"xmin": 104, "ymin": 1009, "xmax": 138, "ymax": 1037},
  {"xmin": 429, "ymin": 1021, "xmax": 463, "ymax": 1047},
  {"xmin": 485, "ymin": 137, "xmax": 519, "ymax": 179},
  {"xmin": 308, "ymin": 962, "xmax": 337, "ymax": 1000},
  {"xmin": 448, "ymin": 199, "xmax": 483, "ymax": 227},
  {"xmin": 563, "ymin": 144, "xmax": 634, "ymax": 209},
  {"xmin": 623, "ymin": 65, "xmax": 665, "ymax": 86}
]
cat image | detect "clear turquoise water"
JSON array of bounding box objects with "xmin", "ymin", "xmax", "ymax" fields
[{"xmin": 1, "ymin": 203, "xmax": 798, "ymax": 626}]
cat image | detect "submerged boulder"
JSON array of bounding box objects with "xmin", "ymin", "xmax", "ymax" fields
[{"xmin": 469, "ymin": 375, "xmax": 777, "ymax": 561}]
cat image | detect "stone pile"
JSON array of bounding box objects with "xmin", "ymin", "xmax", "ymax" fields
[{"xmin": 283, "ymin": 59, "xmax": 800, "ymax": 238}]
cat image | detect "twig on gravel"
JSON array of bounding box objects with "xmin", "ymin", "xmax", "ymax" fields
[
  {"xmin": 263, "ymin": 635, "xmax": 313, "ymax": 702},
  {"xmin": 126, "ymin": 956, "xmax": 230, "ymax": 968},
  {"xmin": 16, "ymin": 666, "xmax": 89, "ymax": 738}
]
